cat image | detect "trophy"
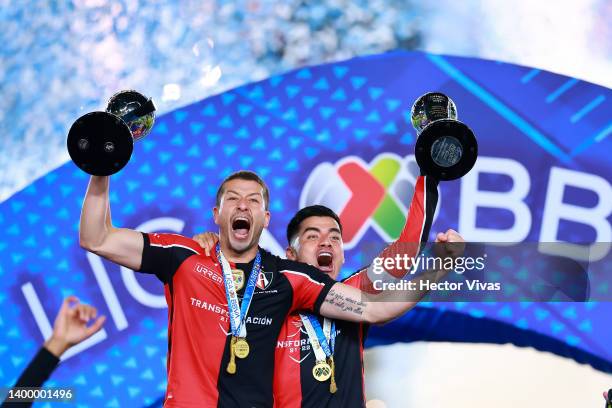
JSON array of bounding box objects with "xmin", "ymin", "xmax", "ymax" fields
[
  {"xmin": 67, "ymin": 90, "xmax": 156, "ymax": 176},
  {"xmin": 411, "ymin": 92, "xmax": 478, "ymax": 180}
]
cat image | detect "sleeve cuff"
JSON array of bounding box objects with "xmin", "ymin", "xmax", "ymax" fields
[
  {"xmin": 13, "ymin": 347, "xmax": 60, "ymax": 389},
  {"xmin": 138, "ymin": 232, "xmax": 150, "ymax": 272},
  {"xmin": 313, "ymin": 281, "xmax": 337, "ymax": 314},
  {"xmin": 38, "ymin": 346, "xmax": 61, "ymax": 367}
]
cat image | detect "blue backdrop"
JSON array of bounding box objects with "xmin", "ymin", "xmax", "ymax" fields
[{"xmin": 0, "ymin": 51, "xmax": 610, "ymax": 407}]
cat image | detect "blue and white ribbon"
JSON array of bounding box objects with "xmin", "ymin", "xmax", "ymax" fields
[
  {"xmin": 217, "ymin": 243, "xmax": 262, "ymax": 338},
  {"xmin": 300, "ymin": 314, "xmax": 336, "ymax": 362}
]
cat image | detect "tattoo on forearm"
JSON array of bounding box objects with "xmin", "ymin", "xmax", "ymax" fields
[{"xmin": 324, "ymin": 289, "xmax": 366, "ymax": 316}]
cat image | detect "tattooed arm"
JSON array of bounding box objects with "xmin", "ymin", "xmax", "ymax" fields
[
  {"xmin": 319, "ymin": 285, "xmax": 368, "ymax": 321},
  {"xmin": 319, "ymin": 230, "xmax": 464, "ymax": 324},
  {"xmin": 319, "ymin": 271, "xmax": 443, "ymax": 324}
]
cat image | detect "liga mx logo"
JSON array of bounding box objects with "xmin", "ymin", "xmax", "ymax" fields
[{"xmin": 300, "ymin": 153, "xmax": 440, "ymax": 249}]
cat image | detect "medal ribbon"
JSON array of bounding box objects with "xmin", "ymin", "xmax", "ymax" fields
[
  {"xmin": 300, "ymin": 314, "xmax": 336, "ymax": 362},
  {"xmin": 217, "ymin": 243, "xmax": 262, "ymax": 338}
]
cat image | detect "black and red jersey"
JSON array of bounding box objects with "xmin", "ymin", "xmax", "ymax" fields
[
  {"xmin": 273, "ymin": 271, "xmax": 368, "ymax": 408},
  {"xmin": 138, "ymin": 234, "xmax": 336, "ymax": 407},
  {"xmin": 272, "ymin": 175, "xmax": 438, "ymax": 407}
]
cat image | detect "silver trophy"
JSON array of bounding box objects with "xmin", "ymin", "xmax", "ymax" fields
[
  {"xmin": 67, "ymin": 90, "xmax": 155, "ymax": 176},
  {"xmin": 411, "ymin": 92, "xmax": 477, "ymax": 180}
]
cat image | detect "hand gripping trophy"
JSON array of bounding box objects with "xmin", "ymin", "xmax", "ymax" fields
[
  {"xmin": 411, "ymin": 92, "xmax": 478, "ymax": 180},
  {"xmin": 67, "ymin": 90, "xmax": 156, "ymax": 176}
]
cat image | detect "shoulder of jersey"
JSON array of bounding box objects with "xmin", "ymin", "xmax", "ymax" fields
[
  {"xmin": 341, "ymin": 269, "xmax": 362, "ymax": 287},
  {"xmin": 148, "ymin": 232, "xmax": 208, "ymax": 256},
  {"xmin": 256, "ymin": 247, "xmax": 314, "ymax": 274},
  {"xmin": 277, "ymin": 257, "xmax": 321, "ymax": 275}
]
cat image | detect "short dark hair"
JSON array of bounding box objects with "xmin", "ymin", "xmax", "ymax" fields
[
  {"xmin": 286, "ymin": 205, "xmax": 343, "ymax": 245},
  {"xmin": 216, "ymin": 170, "xmax": 270, "ymax": 210}
]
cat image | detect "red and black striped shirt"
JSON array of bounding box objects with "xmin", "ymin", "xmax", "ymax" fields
[
  {"xmin": 272, "ymin": 175, "xmax": 438, "ymax": 407},
  {"xmin": 139, "ymin": 234, "xmax": 336, "ymax": 407}
]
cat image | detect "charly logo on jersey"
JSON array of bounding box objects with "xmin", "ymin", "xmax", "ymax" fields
[
  {"xmin": 300, "ymin": 153, "xmax": 440, "ymax": 249},
  {"xmin": 256, "ymin": 270, "xmax": 274, "ymax": 290}
]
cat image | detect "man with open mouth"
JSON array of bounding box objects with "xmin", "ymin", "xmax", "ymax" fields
[
  {"xmin": 80, "ymin": 168, "xmax": 460, "ymax": 407},
  {"xmin": 194, "ymin": 175, "xmax": 464, "ymax": 407}
]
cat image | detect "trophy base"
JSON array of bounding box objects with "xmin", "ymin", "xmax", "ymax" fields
[
  {"xmin": 67, "ymin": 111, "xmax": 133, "ymax": 176},
  {"xmin": 415, "ymin": 119, "xmax": 478, "ymax": 181}
]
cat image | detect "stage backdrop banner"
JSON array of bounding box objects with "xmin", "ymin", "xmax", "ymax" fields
[{"xmin": 0, "ymin": 51, "xmax": 610, "ymax": 406}]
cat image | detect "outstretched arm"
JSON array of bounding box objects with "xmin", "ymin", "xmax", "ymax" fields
[
  {"xmin": 356, "ymin": 174, "xmax": 439, "ymax": 292},
  {"xmin": 5, "ymin": 297, "xmax": 106, "ymax": 404},
  {"xmin": 319, "ymin": 229, "xmax": 464, "ymax": 324},
  {"xmin": 79, "ymin": 176, "xmax": 143, "ymax": 270}
]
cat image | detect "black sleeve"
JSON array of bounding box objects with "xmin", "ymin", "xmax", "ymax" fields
[
  {"xmin": 299, "ymin": 263, "xmax": 337, "ymax": 314},
  {"xmin": 139, "ymin": 232, "xmax": 202, "ymax": 283},
  {"xmin": 14, "ymin": 347, "xmax": 59, "ymax": 387},
  {"xmin": 397, "ymin": 174, "xmax": 438, "ymax": 246},
  {"xmin": 1, "ymin": 347, "xmax": 59, "ymax": 408},
  {"xmin": 313, "ymin": 280, "xmax": 336, "ymax": 315},
  {"xmin": 280, "ymin": 258, "xmax": 336, "ymax": 314},
  {"xmin": 369, "ymin": 175, "xmax": 439, "ymax": 280}
]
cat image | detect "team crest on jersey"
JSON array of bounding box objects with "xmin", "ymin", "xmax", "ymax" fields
[{"xmin": 256, "ymin": 270, "xmax": 274, "ymax": 290}]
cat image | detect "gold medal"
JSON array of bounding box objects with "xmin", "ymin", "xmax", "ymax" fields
[
  {"xmin": 231, "ymin": 268, "xmax": 245, "ymax": 291},
  {"xmin": 312, "ymin": 361, "xmax": 332, "ymax": 382},
  {"xmin": 234, "ymin": 338, "xmax": 250, "ymax": 359}
]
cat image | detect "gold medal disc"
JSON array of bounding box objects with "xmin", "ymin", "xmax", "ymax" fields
[
  {"xmin": 234, "ymin": 338, "xmax": 250, "ymax": 359},
  {"xmin": 232, "ymin": 269, "xmax": 245, "ymax": 291},
  {"xmin": 312, "ymin": 361, "xmax": 332, "ymax": 382}
]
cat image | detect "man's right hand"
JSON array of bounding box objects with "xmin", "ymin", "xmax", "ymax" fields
[{"xmin": 193, "ymin": 232, "xmax": 219, "ymax": 256}]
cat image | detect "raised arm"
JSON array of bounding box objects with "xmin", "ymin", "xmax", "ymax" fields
[
  {"xmin": 4, "ymin": 296, "xmax": 105, "ymax": 406},
  {"xmin": 319, "ymin": 229, "xmax": 464, "ymax": 324},
  {"xmin": 79, "ymin": 176, "xmax": 143, "ymax": 270},
  {"xmin": 355, "ymin": 175, "xmax": 438, "ymax": 292}
]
